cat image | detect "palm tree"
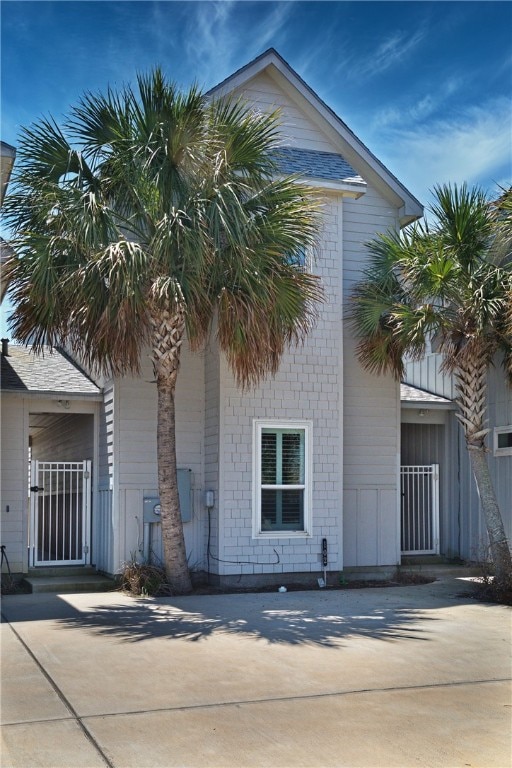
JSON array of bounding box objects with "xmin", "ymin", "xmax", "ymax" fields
[
  {"xmin": 3, "ymin": 70, "xmax": 323, "ymax": 594},
  {"xmin": 350, "ymin": 183, "xmax": 512, "ymax": 584}
]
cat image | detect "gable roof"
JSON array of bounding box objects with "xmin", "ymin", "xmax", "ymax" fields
[
  {"xmin": 210, "ymin": 49, "xmax": 423, "ymax": 226},
  {"xmin": 401, "ymin": 382, "xmax": 454, "ymax": 409},
  {"xmin": 1, "ymin": 344, "xmax": 101, "ymax": 399}
]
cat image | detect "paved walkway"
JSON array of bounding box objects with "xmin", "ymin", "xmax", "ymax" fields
[{"xmin": 1, "ymin": 573, "xmax": 511, "ymax": 767}]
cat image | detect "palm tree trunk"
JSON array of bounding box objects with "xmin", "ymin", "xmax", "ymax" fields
[
  {"xmin": 151, "ymin": 307, "xmax": 192, "ymax": 595},
  {"xmin": 466, "ymin": 446, "xmax": 512, "ymax": 583},
  {"xmin": 455, "ymin": 349, "xmax": 512, "ymax": 584}
]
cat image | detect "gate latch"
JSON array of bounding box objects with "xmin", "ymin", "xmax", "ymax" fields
[{"xmin": 30, "ymin": 485, "xmax": 44, "ymax": 492}]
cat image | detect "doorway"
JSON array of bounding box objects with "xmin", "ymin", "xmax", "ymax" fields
[
  {"xmin": 28, "ymin": 411, "xmax": 94, "ymax": 567},
  {"xmin": 30, "ymin": 460, "xmax": 91, "ymax": 566}
]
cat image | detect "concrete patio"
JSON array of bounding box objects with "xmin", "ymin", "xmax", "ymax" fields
[{"xmin": 1, "ymin": 571, "xmax": 511, "ymax": 767}]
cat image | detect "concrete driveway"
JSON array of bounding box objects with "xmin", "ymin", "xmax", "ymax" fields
[{"xmin": 1, "ymin": 572, "xmax": 511, "ymax": 767}]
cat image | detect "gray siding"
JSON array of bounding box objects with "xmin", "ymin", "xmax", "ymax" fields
[
  {"xmin": 231, "ymin": 71, "xmax": 338, "ymax": 152},
  {"xmin": 109, "ymin": 344, "xmax": 206, "ymax": 574},
  {"xmin": 98, "ymin": 382, "xmax": 114, "ymax": 490},
  {"xmin": 404, "ymin": 354, "xmax": 512, "ymax": 560},
  {"xmin": 213, "ymin": 197, "xmax": 343, "ymax": 578},
  {"xmin": 31, "ymin": 413, "xmax": 94, "ymax": 461},
  {"xmin": 204, "ymin": 333, "xmax": 221, "ymax": 574},
  {"xmin": 1, "ymin": 395, "xmax": 28, "ymax": 572},
  {"xmin": 96, "ymin": 381, "xmax": 115, "ymax": 572},
  {"xmin": 405, "ymin": 351, "xmax": 456, "ymax": 399},
  {"xmin": 228, "ymin": 71, "xmax": 407, "ymax": 573},
  {"xmin": 487, "ymin": 365, "xmax": 512, "ymax": 547},
  {"xmin": 401, "ymin": 420, "xmax": 457, "ymax": 557},
  {"xmin": 342, "ymin": 188, "xmax": 401, "ymax": 568}
]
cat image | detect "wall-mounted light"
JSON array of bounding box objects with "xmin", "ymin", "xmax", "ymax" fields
[
  {"xmin": 58, "ymin": 399, "xmax": 70, "ymax": 409},
  {"xmin": 418, "ymin": 409, "xmax": 429, "ymax": 417}
]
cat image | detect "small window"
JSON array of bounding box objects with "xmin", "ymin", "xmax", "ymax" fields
[
  {"xmin": 253, "ymin": 420, "xmax": 312, "ymax": 537},
  {"xmin": 494, "ymin": 426, "xmax": 512, "ymax": 457},
  {"xmin": 286, "ymin": 245, "xmax": 308, "ymax": 272}
]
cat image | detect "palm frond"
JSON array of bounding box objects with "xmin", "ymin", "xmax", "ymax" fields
[
  {"xmin": 350, "ymin": 183, "xmax": 512, "ymax": 381},
  {"xmin": 4, "ymin": 70, "xmax": 324, "ymax": 386}
]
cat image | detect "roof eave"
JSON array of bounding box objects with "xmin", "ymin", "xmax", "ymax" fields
[
  {"xmin": 401, "ymin": 400, "xmax": 456, "ymax": 411},
  {"xmin": 1, "ymin": 389, "xmax": 103, "ymax": 401},
  {"xmin": 281, "ymin": 174, "xmax": 367, "ymax": 197}
]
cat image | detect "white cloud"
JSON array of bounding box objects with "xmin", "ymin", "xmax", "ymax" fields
[
  {"xmin": 338, "ymin": 26, "xmax": 427, "ymax": 83},
  {"xmin": 378, "ymin": 97, "xmax": 512, "ymax": 203},
  {"xmin": 182, "ymin": 1, "xmax": 295, "ymax": 88},
  {"xmin": 245, "ymin": 2, "xmax": 295, "ymax": 56},
  {"xmin": 373, "ymin": 76, "xmax": 465, "ymax": 130},
  {"xmin": 184, "ymin": 1, "xmax": 238, "ymax": 84}
]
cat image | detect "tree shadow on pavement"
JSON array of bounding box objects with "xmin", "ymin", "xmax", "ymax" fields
[{"xmin": 48, "ymin": 587, "xmax": 456, "ymax": 648}]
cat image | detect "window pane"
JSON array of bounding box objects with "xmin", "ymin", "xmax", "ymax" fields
[
  {"xmin": 261, "ymin": 432, "xmax": 277, "ymax": 484},
  {"xmin": 261, "ymin": 489, "xmax": 277, "ymax": 530},
  {"xmin": 281, "ymin": 489, "xmax": 304, "ymax": 527},
  {"xmin": 286, "ymin": 245, "xmax": 306, "ymax": 270},
  {"xmin": 282, "ymin": 432, "xmax": 303, "ymax": 484},
  {"xmin": 261, "ymin": 489, "xmax": 304, "ymax": 531},
  {"xmin": 498, "ymin": 431, "xmax": 512, "ymax": 449}
]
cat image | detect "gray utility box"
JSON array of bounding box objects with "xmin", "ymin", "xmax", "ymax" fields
[{"xmin": 143, "ymin": 468, "xmax": 192, "ymax": 524}]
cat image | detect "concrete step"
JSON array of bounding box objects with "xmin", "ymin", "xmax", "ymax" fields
[
  {"xmin": 23, "ymin": 572, "xmax": 115, "ymax": 594},
  {"xmin": 401, "ymin": 556, "xmax": 450, "ymax": 566},
  {"xmin": 27, "ymin": 566, "xmax": 99, "ymax": 578}
]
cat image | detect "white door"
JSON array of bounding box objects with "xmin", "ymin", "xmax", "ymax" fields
[{"xmin": 30, "ymin": 460, "xmax": 91, "ymax": 567}]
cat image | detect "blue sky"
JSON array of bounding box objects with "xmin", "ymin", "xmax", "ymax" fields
[{"xmin": 1, "ymin": 1, "xmax": 511, "ymax": 334}]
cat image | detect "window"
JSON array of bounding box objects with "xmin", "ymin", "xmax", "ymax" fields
[
  {"xmin": 494, "ymin": 426, "xmax": 512, "ymax": 457},
  {"xmin": 286, "ymin": 245, "xmax": 308, "ymax": 272},
  {"xmin": 253, "ymin": 420, "xmax": 312, "ymax": 537}
]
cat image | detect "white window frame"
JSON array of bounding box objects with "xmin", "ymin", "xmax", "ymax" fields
[
  {"xmin": 493, "ymin": 425, "xmax": 512, "ymax": 457},
  {"xmin": 252, "ymin": 419, "xmax": 313, "ymax": 539}
]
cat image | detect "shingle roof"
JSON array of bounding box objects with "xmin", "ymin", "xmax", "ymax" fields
[
  {"xmin": 1, "ymin": 345, "xmax": 101, "ymax": 397},
  {"xmin": 272, "ymin": 147, "xmax": 364, "ymax": 185},
  {"xmin": 401, "ymin": 382, "xmax": 453, "ymax": 406}
]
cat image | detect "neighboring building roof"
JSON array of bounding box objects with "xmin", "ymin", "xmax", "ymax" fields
[
  {"xmin": 1, "ymin": 142, "xmax": 17, "ymax": 300},
  {"xmin": 401, "ymin": 382, "xmax": 454, "ymax": 409},
  {"xmin": 209, "ymin": 48, "xmax": 423, "ymax": 226},
  {"xmin": 273, "ymin": 147, "xmax": 365, "ymax": 186},
  {"xmin": 0, "ymin": 238, "xmax": 15, "ymax": 302},
  {"xmin": 1, "ymin": 141, "xmax": 16, "ymax": 206},
  {"xmin": 1, "ymin": 344, "xmax": 101, "ymax": 399}
]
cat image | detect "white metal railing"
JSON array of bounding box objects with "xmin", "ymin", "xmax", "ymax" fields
[
  {"xmin": 30, "ymin": 460, "xmax": 91, "ymax": 567},
  {"xmin": 400, "ymin": 464, "xmax": 440, "ymax": 555}
]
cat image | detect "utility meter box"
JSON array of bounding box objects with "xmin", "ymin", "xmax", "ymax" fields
[
  {"xmin": 143, "ymin": 468, "xmax": 192, "ymax": 524},
  {"xmin": 143, "ymin": 497, "xmax": 161, "ymax": 523}
]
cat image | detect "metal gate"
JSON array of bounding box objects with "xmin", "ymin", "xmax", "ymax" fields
[
  {"xmin": 30, "ymin": 460, "xmax": 91, "ymax": 567},
  {"xmin": 400, "ymin": 464, "xmax": 440, "ymax": 555}
]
